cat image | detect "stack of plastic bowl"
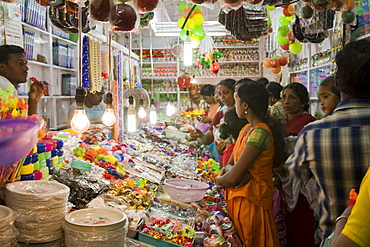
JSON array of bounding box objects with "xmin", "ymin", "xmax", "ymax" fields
[
  {"xmin": 64, "ymin": 207, "xmax": 128, "ymax": 247},
  {"xmin": 5, "ymin": 180, "xmax": 70, "ymax": 243},
  {"xmin": 0, "ymin": 205, "xmax": 18, "ymax": 247}
]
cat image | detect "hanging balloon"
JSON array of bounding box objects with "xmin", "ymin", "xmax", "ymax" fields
[
  {"xmin": 193, "ymin": 25, "xmax": 205, "ymax": 38},
  {"xmin": 287, "ymin": 4, "xmax": 294, "ymax": 15},
  {"xmin": 286, "ymin": 15, "xmax": 295, "ymax": 21},
  {"xmin": 177, "ymin": 17, "xmax": 186, "ymax": 28},
  {"xmin": 179, "ymin": 29, "xmax": 188, "ymax": 40},
  {"xmin": 194, "ymin": 4, "xmax": 203, "ymax": 10},
  {"xmin": 90, "ymin": 0, "xmax": 112, "ymax": 22},
  {"xmin": 178, "ymin": 1, "xmax": 187, "ymax": 12},
  {"xmin": 286, "ymin": 31, "xmax": 296, "ymax": 43},
  {"xmin": 277, "ymin": 25, "xmax": 289, "ymax": 36},
  {"xmin": 279, "ymin": 56, "xmax": 288, "ymax": 66},
  {"xmin": 279, "ymin": 15, "xmax": 291, "ymax": 25},
  {"xmin": 193, "ymin": 10, "xmax": 204, "ymax": 15},
  {"xmin": 190, "ymin": 34, "xmax": 200, "ymax": 48},
  {"xmin": 266, "ymin": 5, "xmax": 276, "ymax": 10},
  {"xmin": 136, "ymin": 0, "xmax": 159, "ymax": 13},
  {"xmin": 271, "ymin": 65, "xmax": 282, "ymax": 74},
  {"xmin": 289, "ymin": 42, "xmax": 303, "ymax": 54},
  {"xmin": 276, "ymin": 34, "xmax": 288, "ymax": 45},
  {"xmin": 280, "ymin": 43, "xmax": 290, "ymax": 50},
  {"xmin": 109, "ymin": 4, "xmax": 138, "ymax": 32},
  {"xmin": 171, "ymin": 44, "xmax": 183, "ymax": 57},
  {"xmin": 192, "ymin": 13, "xmax": 204, "ymax": 25},
  {"xmin": 184, "ymin": 19, "xmax": 196, "ymax": 30},
  {"xmin": 263, "ymin": 58, "xmax": 272, "ymax": 67},
  {"xmin": 270, "ymin": 58, "xmax": 280, "ymax": 68},
  {"xmin": 283, "ymin": 8, "xmax": 293, "ymax": 17},
  {"xmin": 182, "ymin": 8, "xmax": 195, "ymax": 18}
]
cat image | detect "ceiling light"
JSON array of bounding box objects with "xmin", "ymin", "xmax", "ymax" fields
[{"xmin": 183, "ymin": 35, "xmax": 192, "ymax": 67}]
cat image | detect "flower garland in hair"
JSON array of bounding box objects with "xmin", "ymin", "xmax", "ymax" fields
[{"xmin": 82, "ymin": 36, "xmax": 90, "ymax": 91}]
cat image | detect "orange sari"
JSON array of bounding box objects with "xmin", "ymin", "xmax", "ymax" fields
[{"xmin": 225, "ymin": 123, "xmax": 280, "ymax": 247}]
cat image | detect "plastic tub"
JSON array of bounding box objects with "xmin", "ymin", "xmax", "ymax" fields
[{"xmin": 164, "ymin": 179, "xmax": 209, "ymax": 203}]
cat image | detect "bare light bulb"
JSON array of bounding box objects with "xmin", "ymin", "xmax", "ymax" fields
[
  {"xmin": 127, "ymin": 105, "xmax": 137, "ymax": 132},
  {"xmin": 149, "ymin": 104, "xmax": 157, "ymax": 124},
  {"xmin": 138, "ymin": 107, "xmax": 147, "ymax": 119},
  {"xmin": 71, "ymin": 109, "xmax": 90, "ymax": 133},
  {"xmin": 102, "ymin": 107, "xmax": 116, "ymax": 126}
]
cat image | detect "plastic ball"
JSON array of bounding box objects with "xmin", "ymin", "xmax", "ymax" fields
[
  {"xmin": 177, "ymin": 17, "xmax": 186, "ymax": 28},
  {"xmin": 192, "ymin": 13, "xmax": 204, "ymax": 25},
  {"xmin": 271, "ymin": 65, "xmax": 282, "ymax": 74},
  {"xmin": 286, "ymin": 31, "xmax": 296, "ymax": 43},
  {"xmin": 289, "ymin": 42, "xmax": 303, "ymax": 54},
  {"xmin": 279, "ymin": 15, "xmax": 291, "ymax": 25},
  {"xmin": 263, "ymin": 58, "xmax": 271, "ymax": 68},
  {"xmin": 280, "ymin": 43, "xmax": 290, "ymax": 50},
  {"xmin": 277, "ymin": 25, "xmax": 289, "ymax": 36},
  {"xmin": 178, "ymin": 1, "xmax": 187, "ymax": 12},
  {"xmin": 279, "ymin": 56, "xmax": 288, "ymax": 66},
  {"xmin": 270, "ymin": 58, "xmax": 280, "ymax": 68},
  {"xmin": 184, "ymin": 19, "xmax": 195, "ymax": 30},
  {"xmin": 182, "ymin": 8, "xmax": 195, "ymax": 18},
  {"xmin": 190, "ymin": 34, "xmax": 200, "ymax": 47},
  {"xmin": 276, "ymin": 34, "xmax": 288, "ymax": 45},
  {"xmin": 193, "ymin": 25, "xmax": 205, "ymax": 37},
  {"xmin": 179, "ymin": 29, "xmax": 188, "ymax": 40}
]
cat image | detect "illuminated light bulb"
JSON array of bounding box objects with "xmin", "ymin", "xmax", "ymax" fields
[
  {"xmin": 127, "ymin": 105, "xmax": 137, "ymax": 132},
  {"xmin": 149, "ymin": 104, "xmax": 157, "ymax": 124},
  {"xmin": 191, "ymin": 76, "xmax": 197, "ymax": 84},
  {"xmin": 138, "ymin": 107, "xmax": 147, "ymax": 119},
  {"xmin": 183, "ymin": 37, "xmax": 192, "ymax": 67},
  {"xmin": 71, "ymin": 109, "xmax": 90, "ymax": 133},
  {"xmin": 102, "ymin": 92, "xmax": 116, "ymax": 126},
  {"xmin": 102, "ymin": 107, "xmax": 116, "ymax": 126},
  {"xmin": 166, "ymin": 101, "xmax": 176, "ymax": 117}
]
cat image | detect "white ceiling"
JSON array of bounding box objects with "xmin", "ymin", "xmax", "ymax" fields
[{"xmin": 150, "ymin": 0, "xmax": 229, "ymax": 36}]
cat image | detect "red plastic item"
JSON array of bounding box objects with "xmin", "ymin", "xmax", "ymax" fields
[{"xmin": 177, "ymin": 74, "xmax": 190, "ymax": 88}]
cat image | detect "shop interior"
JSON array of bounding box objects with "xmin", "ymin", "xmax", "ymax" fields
[{"xmin": 0, "ymin": 0, "xmax": 369, "ymax": 246}]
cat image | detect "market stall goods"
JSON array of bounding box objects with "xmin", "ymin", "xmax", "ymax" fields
[
  {"xmin": 0, "ymin": 205, "xmax": 18, "ymax": 246},
  {"xmin": 64, "ymin": 207, "xmax": 128, "ymax": 247},
  {"xmin": 5, "ymin": 180, "xmax": 70, "ymax": 243}
]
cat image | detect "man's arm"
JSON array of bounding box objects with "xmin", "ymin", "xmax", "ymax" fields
[{"xmin": 28, "ymin": 80, "xmax": 44, "ymax": 115}]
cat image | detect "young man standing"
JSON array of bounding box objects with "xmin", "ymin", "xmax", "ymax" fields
[{"xmin": 0, "ymin": 45, "xmax": 44, "ymax": 115}]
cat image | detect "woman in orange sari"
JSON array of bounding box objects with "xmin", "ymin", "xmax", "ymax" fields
[{"xmin": 215, "ymin": 79, "xmax": 287, "ymax": 246}]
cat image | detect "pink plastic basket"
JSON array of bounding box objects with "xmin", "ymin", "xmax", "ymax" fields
[
  {"xmin": 164, "ymin": 179, "xmax": 209, "ymax": 203},
  {"xmin": 0, "ymin": 119, "xmax": 40, "ymax": 169}
]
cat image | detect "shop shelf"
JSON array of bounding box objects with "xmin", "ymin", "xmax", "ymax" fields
[{"xmin": 51, "ymin": 34, "xmax": 77, "ymax": 46}]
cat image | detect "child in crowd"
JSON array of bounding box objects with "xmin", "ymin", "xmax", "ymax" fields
[
  {"xmin": 318, "ymin": 76, "xmax": 341, "ymax": 116},
  {"xmin": 218, "ymin": 108, "xmax": 248, "ymax": 165}
]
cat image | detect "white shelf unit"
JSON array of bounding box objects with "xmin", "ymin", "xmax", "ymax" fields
[
  {"xmin": 20, "ymin": 17, "xmax": 138, "ymax": 130},
  {"xmin": 288, "ymin": 29, "xmax": 334, "ymax": 101},
  {"xmin": 20, "ymin": 19, "xmax": 79, "ymax": 130}
]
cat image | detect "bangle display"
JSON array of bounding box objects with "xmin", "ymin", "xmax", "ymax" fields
[{"xmin": 334, "ymin": 215, "xmax": 349, "ymax": 228}]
